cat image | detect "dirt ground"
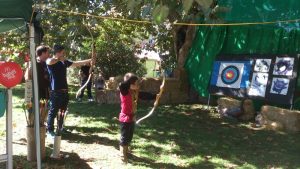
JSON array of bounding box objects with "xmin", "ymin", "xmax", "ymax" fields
[{"xmin": 0, "ymin": 113, "xmax": 130, "ymax": 169}]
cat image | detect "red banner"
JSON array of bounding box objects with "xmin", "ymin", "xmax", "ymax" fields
[{"xmin": 0, "ymin": 62, "xmax": 23, "ymax": 88}]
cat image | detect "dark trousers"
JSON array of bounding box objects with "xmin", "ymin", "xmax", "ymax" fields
[
  {"xmin": 79, "ymin": 78, "xmax": 92, "ymax": 99},
  {"xmin": 47, "ymin": 91, "xmax": 69, "ymax": 132},
  {"xmin": 120, "ymin": 122, "xmax": 135, "ymax": 146}
]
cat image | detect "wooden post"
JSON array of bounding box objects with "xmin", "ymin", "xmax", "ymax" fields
[
  {"xmin": 30, "ymin": 24, "xmax": 42, "ymax": 169},
  {"xmin": 6, "ymin": 89, "xmax": 12, "ymax": 169}
]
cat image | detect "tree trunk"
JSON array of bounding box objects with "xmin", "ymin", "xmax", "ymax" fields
[
  {"xmin": 172, "ymin": 25, "xmax": 196, "ymax": 80},
  {"xmin": 177, "ymin": 25, "xmax": 196, "ymax": 68}
]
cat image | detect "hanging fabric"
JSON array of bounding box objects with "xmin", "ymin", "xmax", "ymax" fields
[{"xmin": 0, "ymin": 89, "xmax": 6, "ymax": 117}]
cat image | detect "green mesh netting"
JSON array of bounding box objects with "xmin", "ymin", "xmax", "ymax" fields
[
  {"xmin": 0, "ymin": 0, "xmax": 33, "ymax": 33},
  {"xmin": 218, "ymin": 0, "xmax": 300, "ymax": 24},
  {"xmin": 185, "ymin": 1, "xmax": 300, "ymax": 109},
  {"xmin": 0, "ymin": 90, "xmax": 6, "ymax": 117}
]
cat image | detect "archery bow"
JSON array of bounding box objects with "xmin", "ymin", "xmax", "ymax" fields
[
  {"xmin": 76, "ymin": 24, "xmax": 96, "ymax": 99},
  {"xmin": 136, "ymin": 74, "xmax": 166, "ymax": 124}
]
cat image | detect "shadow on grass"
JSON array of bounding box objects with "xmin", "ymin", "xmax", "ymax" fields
[
  {"xmin": 134, "ymin": 106, "xmax": 300, "ymax": 168},
  {"xmin": 62, "ymin": 129, "xmax": 119, "ymax": 149},
  {"xmin": 63, "ymin": 101, "xmax": 300, "ymax": 168},
  {"xmin": 11, "ymin": 85, "xmax": 300, "ymax": 168},
  {"xmin": 44, "ymin": 149, "xmax": 93, "ymax": 169},
  {"xmin": 128, "ymin": 147, "xmax": 223, "ymax": 169},
  {"xmin": 0, "ymin": 148, "xmax": 93, "ymax": 169},
  {"xmin": 129, "ymin": 153, "xmax": 186, "ymax": 169},
  {"xmin": 67, "ymin": 125, "xmax": 117, "ymax": 135}
]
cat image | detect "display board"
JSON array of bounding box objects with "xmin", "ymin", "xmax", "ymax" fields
[{"xmin": 209, "ymin": 55, "xmax": 299, "ymax": 105}]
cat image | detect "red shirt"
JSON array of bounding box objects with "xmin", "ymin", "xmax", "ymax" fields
[{"xmin": 119, "ymin": 92, "xmax": 134, "ymax": 122}]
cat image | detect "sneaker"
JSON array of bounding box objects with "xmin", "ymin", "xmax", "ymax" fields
[
  {"xmin": 88, "ymin": 98, "xmax": 94, "ymax": 102},
  {"xmin": 77, "ymin": 98, "xmax": 82, "ymax": 102},
  {"xmin": 60, "ymin": 128, "xmax": 72, "ymax": 134},
  {"xmin": 46, "ymin": 130, "xmax": 56, "ymax": 138}
]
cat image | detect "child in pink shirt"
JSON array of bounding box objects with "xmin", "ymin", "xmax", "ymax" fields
[{"xmin": 118, "ymin": 73, "xmax": 156, "ymax": 163}]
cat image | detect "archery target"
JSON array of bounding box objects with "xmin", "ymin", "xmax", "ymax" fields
[
  {"xmin": 221, "ymin": 66, "xmax": 240, "ymax": 84},
  {"xmin": 216, "ymin": 63, "xmax": 244, "ymax": 88}
]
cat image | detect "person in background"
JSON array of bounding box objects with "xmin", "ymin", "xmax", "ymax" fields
[
  {"xmin": 25, "ymin": 45, "xmax": 51, "ymax": 100},
  {"xmin": 154, "ymin": 61, "xmax": 161, "ymax": 77},
  {"xmin": 24, "ymin": 45, "xmax": 51, "ymax": 126},
  {"xmin": 94, "ymin": 72, "xmax": 106, "ymax": 104},
  {"xmin": 77, "ymin": 64, "xmax": 93, "ymax": 102}
]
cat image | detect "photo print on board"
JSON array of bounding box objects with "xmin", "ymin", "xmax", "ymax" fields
[
  {"xmin": 248, "ymin": 73, "xmax": 268, "ymax": 97},
  {"xmin": 270, "ymin": 78, "xmax": 290, "ymax": 95},
  {"xmin": 273, "ymin": 57, "xmax": 294, "ymax": 76},
  {"xmin": 254, "ymin": 59, "xmax": 271, "ymax": 73}
]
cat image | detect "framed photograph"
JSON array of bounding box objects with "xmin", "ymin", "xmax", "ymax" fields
[
  {"xmin": 254, "ymin": 59, "xmax": 271, "ymax": 72},
  {"xmin": 270, "ymin": 78, "xmax": 290, "ymax": 95},
  {"xmin": 273, "ymin": 57, "xmax": 294, "ymax": 76},
  {"xmin": 248, "ymin": 73, "xmax": 268, "ymax": 97}
]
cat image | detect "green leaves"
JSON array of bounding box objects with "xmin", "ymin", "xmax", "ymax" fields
[
  {"xmin": 182, "ymin": 0, "xmax": 194, "ymax": 13},
  {"xmin": 195, "ymin": 0, "xmax": 213, "ymax": 10},
  {"xmin": 127, "ymin": 0, "xmax": 142, "ymax": 15},
  {"xmin": 151, "ymin": 0, "xmax": 213, "ymax": 23},
  {"xmin": 152, "ymin": 5, "xmax": 169, "ymax": 24},
  {"xmin": 127, "ymin": 0, "xmax": 136, "ymax": 11}
]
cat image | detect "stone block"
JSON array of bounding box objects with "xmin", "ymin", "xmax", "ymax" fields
[
  {"xmin": 140, "ymin": 78, "xmax": 161, "ymax": 93},
  {"xmin": 261, "ymin": 106, "xmax": 300, "ymax": 132},
  {"xmin": 217, "ymin": 98, "xmax": 255, "ymax": 121},
  {"xmin": 217, "ymin": 97, "xmax": 241, "ymax": 109}
]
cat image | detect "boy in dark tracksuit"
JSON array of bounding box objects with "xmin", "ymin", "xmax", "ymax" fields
[{"xmin": 46, "ymin": 44, "xmax": 92, "ymax": 137}]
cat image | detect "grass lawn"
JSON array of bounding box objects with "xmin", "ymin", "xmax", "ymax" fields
[{"xmin": 0, "ymin": 84, "xmax": 299, "ymax": 169}]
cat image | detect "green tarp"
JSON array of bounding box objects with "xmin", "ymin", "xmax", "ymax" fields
[
  {"xmin": 0, "ymin": 89, "xmax": 6, "ymax": 117},
  {"xmin": 185, "ymin": 0, "xmax": 300, "ymax": 109},
  {"xmin": 0, "ymin": 0, "xmax": 33, "ymax": 33},
  {"xmin": 218, "ymin": 0, "xmax": 300, "ymax": 24}
]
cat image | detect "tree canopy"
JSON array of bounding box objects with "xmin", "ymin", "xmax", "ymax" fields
[{"xmin": 0, "ymin": 0, "xmax": 219, "ymax": 77}]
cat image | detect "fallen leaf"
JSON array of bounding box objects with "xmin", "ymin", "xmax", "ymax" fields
[{"xmin": 204, "ymin": 155, "xmax": 212, "ymax": 160}]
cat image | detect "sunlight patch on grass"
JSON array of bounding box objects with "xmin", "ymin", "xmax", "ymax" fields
[
  {"xmin": 158, "ymin": 154, "xmax": 188, "ymax": 167},
  {"xmin": 190, "ymin": 104, "xmax": 205, "ymax": 110},
  {"xmin": 1, "ymin": 85, "xmax": 299, "ymax": 168},
  {"xmin": 209, "ymin": 157, "xmax": 239, "ymax": 169},
  {"xmin": 183, "ymin": 155, "xmax": 207, "ymax": 168}
]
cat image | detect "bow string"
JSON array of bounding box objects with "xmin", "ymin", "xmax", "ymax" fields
[
  {"xmin": 136, "ymin": 73, "xmax": 166, "ymax": 124},
  {"xmin": 76, "ymin": 23, "xmax": 96, "ymax": 99}
]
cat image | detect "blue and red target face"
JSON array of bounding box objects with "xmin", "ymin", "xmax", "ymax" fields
[
  {"xmin": 210, "ymin": 61, "xmax": 251, "ymax": 89},
  {"xmin": 221, "ymin": 66, "xmax": 240, "ymax": 84}
]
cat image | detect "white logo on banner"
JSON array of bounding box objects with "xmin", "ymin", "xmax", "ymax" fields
[{"xmin": 2, "ymin": 67, "xmax": 16, "ymax": 80}]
